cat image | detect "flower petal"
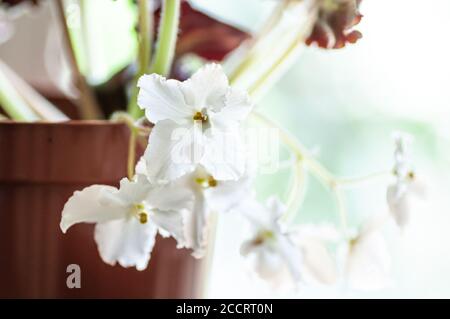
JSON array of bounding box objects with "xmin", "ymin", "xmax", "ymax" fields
[
  {"xmin": 94, "ymin": 218, "xmax": 158, "ymax": 271},
  {"xmin": 240, "ymin": 238, "xmax": 256, "ymax": 257},
  {"xmin": 135, "ymin": 157, "xmax": 147, "ymax": 176},
  {"xmin": 265, "ymin": 196, "xmax": 286, "ymax": 228},
  {"xmin": 151, "ymin": 209, "xmax": 188, "ymax": 249},
  {"xmin": 276, "ymin": 236, "xmax": 303, "ymax": 283},
  {"xmin": 184, "ymin": 191, "xmax": 210, "ymax": 258},
  {"xmin": 200, "ymin": 128, "xmax": 246, "ymax": 180},
  {"xmin": 181, "ymin": 63, "xmax": 229, "ymax": 112},
  {"xmin": 234, "ymin": 196, "xmax": 277, "ymax": 230},
  {"xmin": 301, "ymin": 239, "xmax": 337, "ymax": 284},
  {"xmin": 137, "ymin": 74, "xmax": 194, "ymax": 124},
  {"xmin": 245, "ymin": 244, "xmax": 285, "ymax": 282},
  {"xmin": 208, "ymin": 87, "xmax": 253, "ymax": 130},
  {"xmin": 145, "ymin": 178, "xmax": 194, "ymax": 212},
  {"xmin": 387, "ymin": 183, "xmax": 410, "ymax": 228},
  {"xmin": 116, "ymin": 176, "xmax": 152, "ymax": 205},
  {"xmin": 346, "ymin": 231, "xmax": 392, "ymax": 291},
  {"xmin": 60, "ymin": 185, "xmax": 127, "ymax": 233},
  {"xmin": 204, "ymin": 176, "xmax": 253, "ymax": 213},
  {"xmin": 144, "ymin": 119, "xmax": 198, "ymax": 183}
]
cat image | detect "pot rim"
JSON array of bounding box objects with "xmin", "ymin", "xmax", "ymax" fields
[
  {"xmin": 0, "ymin": 120, "xmax": 131, "ymax": 183},
  {"xmin": 0, "ymin": 120, "xmax": 125, "ymax": 127}
]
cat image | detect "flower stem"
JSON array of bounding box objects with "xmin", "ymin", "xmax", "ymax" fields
[
  {"xmin": 127, "ymin": 127, "xmax": 137, "ymax": 179},
  {"xmin": 230, "ymin": 1, "xmax": 317, "ymax": 101},
  {"xmin": 111, "ymin": 112, "xmax": 139, "ymax": 179},
  {"xmin": 252, "ymin": 111, "xmax": 388, "ymax": 232},
  {"xmin": 55, "ymin": 0, "xmax": 103, "ymax": 120},
  {"xmin": 247, "ymin": 8, "xmax": 317, "ymax": 99},
  {"xmin": 228, "ymin": 0, "xmax": 289, "ymax": 84},
  {"xmin": 247, "ymin": 33, "xmax": 302, "ymax": 98},
  {"xmin": 78, "ymin": 0, "xmax": 93, "ymax": 77},
  {"xmin": 150, "ymin": 0, "xmax": 180, "ymax": 76},
  {"xmin": 282, "ymin": 157, "xmax": 306, "ymax": 223},
  {"xmin": 128, "ymin": 0, "xmax": 153, "ymax": 119}
]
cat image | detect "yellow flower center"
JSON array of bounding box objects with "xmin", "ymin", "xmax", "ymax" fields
[
  {"xmin": 193, "ymin": 111, "xmax": 208, "ymax": 123},
  {"xmin": 139, "ymin": 212, "xmax": 148, "ymax": 224},
  {"xmin": 348, "ymin": 236, "xmax": 360, "ymax": 253},
  {"xmin": 195, "ymin": 176, "xmax": 218, "ymax": 189},
  {"xmin": 393, "ymin": 168, "xmax": 416, "ymax": 181},
  {"xmin": 253, "ymin": 230, "xmax": 275, "ymax": 246},
  {"xmin": 349, "ymin": 237, "xmax": 358, "ymax": 247},
  {"xmin": 132, "ymin": 203, "xmax": 149, "ymax": 224}
]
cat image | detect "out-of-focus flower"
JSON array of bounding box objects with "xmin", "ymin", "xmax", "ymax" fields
[
  {"xmin": 339, "ymin": 216, "xmax": 392, "ymax": 291},
  {"xmin": 239, "ymin": 197, "xmax": 337, "ymax": 287},
  {"xmin": 137, "ymin": 63, "xmax": 253, "ymax": 183},
  {"xmin": 306, "ymin": 0, "xmax": 363, "ymax": 49},
  {"xmin": 386, "ymin": 132, "xmax": 424, "ymax": 228},
  {"xmin": 60, "ymin": 175, "xmax": 191, "ymax": 270}
]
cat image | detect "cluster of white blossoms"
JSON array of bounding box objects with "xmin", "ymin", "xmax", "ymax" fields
[
  {"xmin": 61, "ymin": 64, "xmax": 255, "ymax": 268},
  {"xmin": 60, "ymin": 63, "xmax": 420, "ymax": 291}
]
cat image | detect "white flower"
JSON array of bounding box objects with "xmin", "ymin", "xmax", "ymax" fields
[
  {"xmin": 386, "ymin": 132, "xmax": 423, "ymax": 228},
  {"xmin": 60, "ymin": 175, "xmax": 192, "ymax": 270},
  {"xmin": 137, "ymin": 63, "xmax": 253, "ymax": 184},
  {"xmin": 137, "ymin": 159, "xmax": 253, "ymax": 259},
  {"xmin": 339, "ymin": 216, "xmax": 392, "ymax": 291},
  {"xmin": 239, "ymin": 197, "xmax": 337, "ymax": 287},
  {"xmin": 176, "ymin": 166, "xmax": 254, "ymax": 258}
]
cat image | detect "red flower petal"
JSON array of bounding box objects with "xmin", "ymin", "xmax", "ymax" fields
[{"xmin": 306, "ymin": 0, "xmax": 363, "ymax": 49}]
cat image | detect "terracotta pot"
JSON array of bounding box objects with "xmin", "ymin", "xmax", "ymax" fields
[{"xmin": 0, "ymin": 121, "xmax": 201, "ymax": 298}]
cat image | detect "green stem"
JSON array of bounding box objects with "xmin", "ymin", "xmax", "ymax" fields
[
  {"xmin": 247, "ymin": 34, "xmax": 302, "ymax": 98},
  {"xmin": 228, "ymin": 0, "xmax": 289, "ymax": 84},
  {"xmin": 111, "ymin": 111, "xmax": 140, "ymax": 179},
  {"xmin": 247, "ymin": 7, "xmax": 317, "ymax": 99},
  {"xmin": 127, "ymin": 127, "xmax": 137, "ymax": 179},
  {"xmin": 79, "ymin": 0, "xmax": 92, "ymax": 77},
  {"xmin": 282, "ymin": 157, "xmax": 305, "ymax": 223},
  {"xmin": 230, "ymin": 2, "xmax": 317, "ymax": 101},
  {"xmin": 0, "ymin": 66, "xmax": 37, "ymax": 121},
  {"xmin": 150, "ymin": 0, "xmax": 180, "ymax": 76},
  {"xmin": 128, "ymin": 0, "xmax": 153, "ymax": 118}
]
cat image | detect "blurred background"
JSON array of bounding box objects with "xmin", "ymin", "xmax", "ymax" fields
[
  {"xmin": 208, "ymin": 0, "xmax": 450, "ymax": 298},
  {"xmin": 1, "ymin": 0, "xmax": 449, "ymax": 298}
]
